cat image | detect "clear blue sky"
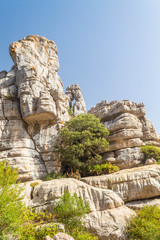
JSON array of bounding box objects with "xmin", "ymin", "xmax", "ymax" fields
[{"xmin": 1, "ymin": 0, "xmax": 160, "ymax": 132}]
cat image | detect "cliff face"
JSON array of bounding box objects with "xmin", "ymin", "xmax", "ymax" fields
[
  {"xmin": 1, "ymin": 35, "xmax": 160, "ymax": 240},
  {"xmin": 1, "ymin": 35, "xmax": 160, "ymax": 181},
  {"xmin": 0, "ymin": 35, "xmax": 86, "ymax": 181},
  {"xmin": 88, "ymin": 100, "xmax": 160, "ymax": 169}
]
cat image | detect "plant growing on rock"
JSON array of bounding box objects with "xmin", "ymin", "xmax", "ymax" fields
[
  {"xmin": 127, "ymin": 205, "xmax": 160, "ymax": 240},
  {"xmin": 141, "ymin": 145, "xmax": 160, "ymax": 161},
  {"xmin": 54, "ymin": 113, "xmax": 109, "ymax": 176},
  {"xmin": 54, "ymin": 190, "xmax": 97, "ymax": 240}
]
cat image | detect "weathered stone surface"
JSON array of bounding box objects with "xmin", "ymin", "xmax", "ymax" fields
[
  {"xmin": 44, "ymin": 236, "xmax": 53, "ymax": 240},
  {"xmin": 23, "ymin": 178, "xmax": 134, "ymax": 240},
  {"xmin": 0, "ymin": 70, "xmax": 7, "ymax": 79},
  {"xmin": 82, "ymin": 165, "xmax": 160, "ymax": 202},
  {"xmin": 126, "ymin": 197, "xmax": 160, "ymax": 210},
  {"xmin": 65, "ymin": 84, "xmax": 86, "ymax": 116},
  {"xmin": 54, "ymin": 233, "xmax": 75, "ymax": 240},
  {"xmin": 0, "ymin": 35, "xmax": 82, "ymax": 178},
  {"xmin": 145, "ymin": 158, "xmax": 157, "ymax": 165},
  {"xmin": 89, "ymin": 100, "xmax": 160, "ymax": 169}
]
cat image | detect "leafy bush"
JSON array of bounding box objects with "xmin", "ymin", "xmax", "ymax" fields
[
  {"xmin": 18, "ymin": 209, "xmax": 58, "ymax": 240},
  {"xmin": 141, "ymin": 145, "xmax": 160, "ymax": 161},
  {"xmin": 127, "ymin": 205, "xmax": 160, "ymax": 240},
  {"xmin": 0, "ymin": 160, "xmax": 24, "ymax": 238},
  {"xmin": 19, "ymin": 223, "xmax": 59, "ymax": 240},
  {"xmin": 54, "ymin": 190, "xmax": 90, "ymax": 230},
  {"xmin": 42, "ymin": 171, "xmax": 66, "ymax": 181},
  {"xmin": 54, "ymin": 190, "xmax": 97, "ymax": 240},
  {"xmin": 54, "ymin": 113, "xmax": 109, "ymax": 176},
  {"xmin": 82, "ymin": 162, "xmax": 119, "ymax": 176},
  {"xmin": 70, "ymin": 228, "xmax": 98, "ymax": 240}
]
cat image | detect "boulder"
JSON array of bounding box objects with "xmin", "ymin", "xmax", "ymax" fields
[
  {"xmin": 82, "ymin": 164, "xmax": 160, "ymax": 202},
  {"xmin": 54, "ymin": 233, "xmax": 75, "ymax": 240}
]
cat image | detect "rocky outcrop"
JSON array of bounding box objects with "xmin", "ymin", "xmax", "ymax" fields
[
  {"xmin": 0, "ymin": 35, "xmax": 87, "ymax": 180},
  {"xmin": 65, "ymin": 84, "xmax": 86, "ymax": 116},
  {"xmin": 88, "ymin": 100, "xmax": 160, "ymax": 169},
  {"xmin": 23, "ymin": 178, "xmax": 134, "ymax": 240},
  {"xmin": 82, "ymin": 164, "xmax": 160, "ymax": 202}
]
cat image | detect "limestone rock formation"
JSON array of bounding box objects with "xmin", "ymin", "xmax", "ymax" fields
[
  {"xmin": 0, "ymin": 35, "xmax": 87, "ymax": 180},
  {"xmin": 65, "ymin": 84, "xmax": 86, "ymax": 116},
  {"xmin": 82, "ymin": 164, "xmax": 160, "ymax": 202},
  {"xmin": 23, "ymin": 178, "xmax": 134, "ymax": 240},
  {"xmin": 88, "ymin": 100, "xmax": 160, "ymax": 169}
]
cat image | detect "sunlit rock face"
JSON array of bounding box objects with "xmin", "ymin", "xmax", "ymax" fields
[
  {"xmin": 65, "ymin": 84, "xmax": 86, "ymax": 116},
  {"xmin": 0, "ymin": 35, "xmax": 73, "ymax": 180},
  {"xmin": 88, "ymin": 100, "xmax": 160, "ymax": 169}
]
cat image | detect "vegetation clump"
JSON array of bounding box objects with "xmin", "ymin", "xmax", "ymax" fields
[
  {"xmin": 127, "ymin": 205, "xmax": 160, "ymax": 240},
  {"xmin": 54, "ymin": 190, "xmax": 97, "ymax": 240},
  {"xmin": 54, "ymin": 113, "xmax": 110, "ymax": 177},
  {"xmin": 0, "ymin": 160, "xmax": 24, "ymax": 239},
  {"xmin": 141, "ymin": 145, "xmax": 160, "ymax": 161}
]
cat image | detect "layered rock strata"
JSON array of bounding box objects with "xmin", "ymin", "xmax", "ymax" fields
[
  {"xmin": 88, "ymin": 100, "xmax": 160, "ymax": 169},
  {"xmin": 23, "ymin": 178, "xmax": 134, "ymax": 240},
  {"xmin": 82, "ymin": 164, "xmax": 160, "ymax": 202},
  {"xmin": 0, "ymin": 35, "xmax": 86, "ymax": 180}
]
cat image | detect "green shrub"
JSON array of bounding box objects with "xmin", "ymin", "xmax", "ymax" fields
[
  {"xmin": 42, "ymin": 172, "xmax": 66, "ymax": 181},
  {"xmin": 141, "ymin": 145, "xmax": 160, "ymax": 161},
  {"xmin": 54, "ymin": 190, "xmax": 97, "ymax": 240},
  {"xmin": 127, "ymin": 205, "xmax": 160, "ymax": 240},
  {"xmin": 54, "ymin": 113, "xmax": 109, "ymax": 176},
  {"xmin": 18, "ymin": 209, "xmax": 58, "ymax": 240},
  {"xmin": 0, "ymin": 160, "xmax": 25, "ymax": 238},
  {"xmin": 54, "ymin": 190, "xmax": 90, "ymax": 230},
  {"xmin": 70, "ymin": 228, "xmax": 98, "ymax": 240},
  {"xmin": 82, "ymin": 162, "xmax": 119, "ymax": 176},
  {"xmin": 19, "ymin": 223, "xmax": 59, "ymax": 240}
]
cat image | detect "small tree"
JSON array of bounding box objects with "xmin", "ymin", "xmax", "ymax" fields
[
  {"xmin": 54, "ymin": 114, "xmax": 109, "ymax": 176},
  {"xmin": 0, "ymin": 160, "xmax": 24, "ymax": 238},
  {"xmin": 54, "ymin": 190, "xmax": 90, "ymax": 230}
]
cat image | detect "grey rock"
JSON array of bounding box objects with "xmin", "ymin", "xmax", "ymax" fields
[
  {"xmin": 66, "ymin": 84, "xmax": 86, "ymax": 116},
  {"xmin": 82, "ymin": 164, "xmax": 160, "ymax": 202},
  {"xmin": 126, "ymin": 197, "xmax": 160, "ymax": 210},
  {"xmin": 88, "ymin": 100, "xmax": 160, "ymax": 169},
  {"xmin": 44, "ymin": 236, "xmax": 53, "ymax": 240},
  {"xmin": 54, "ymin": 233, "xmax": 75, "ymax": 240},
  {"xmin": 145, "ymin": 158, "xmax": 157, "ymax": 165},
  {"xmin": 0, "ymin": 70, "xmax": 7, "ymax": 79}
]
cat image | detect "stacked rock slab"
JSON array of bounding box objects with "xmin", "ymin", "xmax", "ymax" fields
[
  {"xmin": 88, "ymin": 100, "xmax": 160, "ymax": 169},
  {"xmin": 0, "ymin": 35, "xmax": 72, "ymax": 181}
]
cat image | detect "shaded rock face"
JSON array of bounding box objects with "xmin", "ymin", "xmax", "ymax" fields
[
  {"xmin": 0, "ymin": 35, "xmax": 78, "ymax": 181},
  {"xmin": 88, "ymin": 100, "xmax": 160, "ymax": 169},
  {"xmin": 65, "ymin": 84, "xmax": 86, "ymax": 116},
  {"xmin": 23, "ymin": 178, "xmax": 134, "ymax": 240}
]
